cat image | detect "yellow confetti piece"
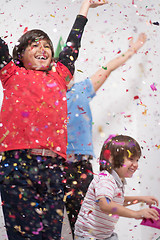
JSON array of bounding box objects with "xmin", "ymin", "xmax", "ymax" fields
[
  {"xmin": 70, "ymin": 56, "xmax": 74, "ymax": 61},
  {"xmin": 72, "ymin": 181, "xmax": 77, "ymax": 185},
  {"xmin": 56, "ymin": 209, "xmax": 63, "ymax": 216},
  {"xmin": 127, "ymin": 150, "xmax": 132, "ymax": 158},
  {"xmin": 0, "ymin": 130, "xmax": 9, "ymax": 143},
  {"xmin": 31, "ymin": 202, "xmax": 36, "ymax": 206},
  {"xmin": 2, "ymin": 156, "xmax": 6, "ymax": 161},
  {"xmin": 14, "ymin": 225, "xmax": 25, "ymax": 234},
  {"xmin": 142, "ymin": 109, "xmax": 147, "ymax": 115},
  {"xmin": 50, "ymin": 14, "xmax": 55, "ymax": 18},
  {"xmin": 52, "ymin": 66, "xmax": 56, "ymax": 72},
  {"xmin": 77, "ymin": 69, "xmax": 83, "ymax": 73}
]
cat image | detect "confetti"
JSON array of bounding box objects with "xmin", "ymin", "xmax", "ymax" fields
[
  {"xmin": 150, "ymin": 83, "xmax": 157, "ymax": 91},
  {"xmin": 153, "ymin": 22, "xmax": 159, "ymax": 26}
]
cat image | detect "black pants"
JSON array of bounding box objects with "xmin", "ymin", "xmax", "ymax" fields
[
  {"xmin": 0, "ymin": 150, "xmax": 65, "ymax": 240},
  {"xmin": 64, "ymin": 156, "xmax": 93, "ymax": 238}
]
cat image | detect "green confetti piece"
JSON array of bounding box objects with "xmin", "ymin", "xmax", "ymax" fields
[{"xmin": 102, "ymin": 66, "xmax": 107, "ymax": 70}]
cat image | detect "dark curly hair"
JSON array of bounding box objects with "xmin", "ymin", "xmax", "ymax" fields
[
  {"xmin": 99, "ymin": 134, "xmax": 142, "ymax": 173},
  {"xmin": 12, "ymin": 29, "xmax": 54, "ymax": 67}
]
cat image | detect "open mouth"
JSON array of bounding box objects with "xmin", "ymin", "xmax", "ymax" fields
[
  {"xmin": 35, "ymin": 55, "xmax": 47, "ymax": 60},
  {"xmin": 128, "ymin": 168, "xmax": 135, "ymax": 173}
]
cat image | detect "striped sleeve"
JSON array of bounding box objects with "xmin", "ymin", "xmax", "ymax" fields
[{"xmin": 94, "ymin": 173, "xmax": 116, "ymax": 201}]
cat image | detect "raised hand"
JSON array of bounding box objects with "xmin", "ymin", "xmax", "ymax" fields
[
  {"xmin": 129, "ymin": 33, "xmax": 147, "ymax": 52},
  {"xmin": 89, "ymin": 0, "xmax": 108, "ymax": 8},
  {"xmin": 79, "ymin": 0, "xmax": 108, "ymax": 17}
]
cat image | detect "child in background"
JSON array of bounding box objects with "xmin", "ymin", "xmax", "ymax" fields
[
  {"xmin": 74, "ymin": 135, "xmax": 159, "ymax": 240},
  {"xmin": 65, "ymin": 33, "xmax": 147, "ymax": 236},
  {"xmin": 0, "ymin": 0, "xmax": 107, "ymax": 239}
]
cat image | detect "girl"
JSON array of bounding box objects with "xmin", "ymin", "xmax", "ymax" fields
[{"xmin": 74, "ymin": 135, "xmax": 159, "ymax": 240}]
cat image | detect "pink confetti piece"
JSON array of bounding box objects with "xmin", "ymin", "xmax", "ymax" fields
[{"xmin": 150, "ymin": 83, "xmax": 157, "ymax": 91}]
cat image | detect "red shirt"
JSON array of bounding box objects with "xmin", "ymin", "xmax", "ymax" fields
[{"xmin": 0, "ymin": 61, "xmax": 72, "ymax": 159}]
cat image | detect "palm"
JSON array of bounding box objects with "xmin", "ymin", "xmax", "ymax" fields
[
  {"xmin": 129, "ymin": 33, "xmax": 147, "ymax": 51},
  {"xmin": 90, "ymin": 0, "xmax": 108, "ymax": 8}
]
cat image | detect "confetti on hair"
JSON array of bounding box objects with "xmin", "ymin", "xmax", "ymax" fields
[
  {"xmin": 103, "ymin": 149, "xmax": 111, "ymax": 160},
  {"xmin": 104, "ymin": 134, "xmax": 116, "ymax": 144},
  {"xmin": 127, "ymin": 150, "xmax": 132, "ymax": 158}
]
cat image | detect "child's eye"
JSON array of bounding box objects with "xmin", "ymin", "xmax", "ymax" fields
[
  {"xmin": 32, "ymin": 43, "xmax": 38, "ymax": 47},
  {"xmin": 129, "ymin": 158, "xmax": 139, "ymax": 163},
  {"xmin": 44, "ymin": 45, "xmax": 50, "ymax": 49}
]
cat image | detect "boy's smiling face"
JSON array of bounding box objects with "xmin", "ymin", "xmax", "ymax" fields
[
  {"xmin": 22, "ymin": 39, "xmax": 52, "ymax": 70},
  {"xmin": 115, "ymin": 156, "xmax": 139, "ymax": 179}
]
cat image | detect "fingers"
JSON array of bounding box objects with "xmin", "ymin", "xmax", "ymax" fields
[
  {"xmin": 148, "ymin": 208, "xmax": 159, "ymax": 221},
  {"xmin": 89, "ymin": 0, "xmax": 108, "ymax": 7},
  {"xmin": 153, "ymin": 198, "xmax": 159, "ymax": 206},
  {"xmin": 142, "ymin": 208, "xmax": 160, "ymax": 221},
  {"xmin": 138, "ymin": 33, "xmax": 147, "ymax": 44},
  {"xmin": 145, "ymin": 197, "xmax": 159, "ymax": 206}
]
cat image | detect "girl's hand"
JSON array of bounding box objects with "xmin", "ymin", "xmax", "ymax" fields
[
  {"xmin": 89, "ymin": 0, "xmax": 108, "ymax": 8},
  {"xmin": 135, "ymin": 208, "xmax": 159, "ymax": 221},
  {"xmin": 142, "ymin": 196, "xmax": 159, "ymax": 207}
]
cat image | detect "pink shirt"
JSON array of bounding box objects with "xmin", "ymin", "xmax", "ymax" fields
[
  {"xmin": 75, "ymin": 170, "xmax": 126, "ymax": 239},
  {"xmin": 0, "ymin": 61, "xmax": 72, "ymax": 159}
]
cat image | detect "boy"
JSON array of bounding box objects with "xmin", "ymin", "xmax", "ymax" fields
[
  {"xmin": 75, "ymin": 135, "xmax": 159, "ymax": 240},
  {"xmin": 0, "ymin": 1, "xmax": 108, "ymax": 239}
]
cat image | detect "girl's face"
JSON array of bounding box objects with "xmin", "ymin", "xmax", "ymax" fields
[
  {"xmin": 115, "ymin": 156, "xmax": 139, "ymax": 179},
  {"xmin": 22, "ymin": 39, "xmax": 52, "ymax": 70}
]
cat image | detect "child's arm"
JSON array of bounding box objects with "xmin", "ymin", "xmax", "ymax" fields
[
  {"xmin": 59, "ymin": 0, "xmax": 108, "ymax": 75},
  {"xmin": 124, "ymin": 196, "xmax": 159, "ymax": 207},
  {"xmin": 0, "ymin": 38, "xmax": 12, "ymax": 70},
  {"xmin": 91, "ymin": 33, "xmax": 147, "ymax": 92},
  {"xmin": 98, "ymin": 197, "xmax": 159, "ymax": 220}
]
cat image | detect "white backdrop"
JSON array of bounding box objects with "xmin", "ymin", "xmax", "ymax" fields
[{"xmin": 0, "ymin": 0, "xmax": 160, "ymax": 239}]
